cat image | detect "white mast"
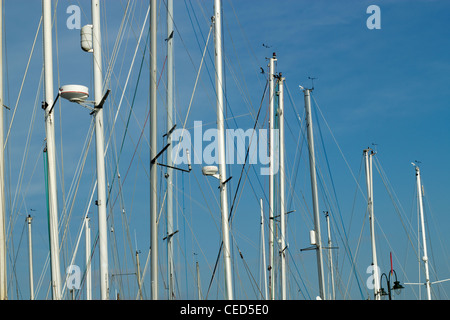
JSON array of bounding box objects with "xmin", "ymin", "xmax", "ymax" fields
[
  {"xmin": 303, "ymin": 88, "xmax": 326, "ymax": 300},
  {"xmin": 363, "ymin": 148, "xmax": 380, "ymax": 300},
  {"xmin": 27, "ymin": 215, "xmax": 34, "ymax": 300},
  {"xmin": 324, "ymin": 211, "xmax": 335, "ymax": 300},
  {"xmin": 166, "ymin": 0, "xmax": 175, "ymax": 300},
  {"xmin": 260, "ymin": 199, "xmax": 268, "ymax": 300},
  {"xmin": 268, "ymin": 52, "xmax": 276, "ymax": 300},
  {"xmin": 213, "ymin": 0, "xmax": 233, "ymax": 300},
  {"xmin": 196, "ymin": 261, "xmax": 202, "ymax": 300},
  {"xmin": 91, "ymin": 0, "xmax": 109, "ymax": 300},
  {"xmin": 136, "ymin": 250, "xmax": 143, "ymax": 300},
  {"xmin": 0, "ymin": 0, "xmax": 6, "ymax": 301},
  {"xmin": 406, "ymin": 164, "xmax": 450, "ymax": 297},
  {"xmin": 150, "ymin": 0, "xmax": 159, "ymax": 300},
  {"xmin": 85, "ymin": 217, "xmax": 91, "ymax": 300},
  {"xmin": 278, "ymin": 75, "xmax": 287, "ymax": 300},
  {"xmin": 415, "ymin": 165, "xmax": 432, "ymax": 300},
  {"xmin": 42, "ymin": 0, "xmax": 62, "ymax": 300}
]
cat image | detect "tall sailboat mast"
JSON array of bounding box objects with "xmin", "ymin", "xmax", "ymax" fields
[
  {"xmin": 166, "ymin": 0, "xmax": 175, "ymax": 300},
  {"xmin": 42, "ymin": 0, "xmax": 62, "ymax": 300},
  {"xmin": 260, "ymin": 199, "xmax": 268, "ymax": 300},
  {"xmin": 303, "ymin": 87, "xmax": 326, "ymax": 300},
  {"xmin": 363, "ymin": 148, "xmax": 380, "ymax": 300},
  {"xmin": 268, "ymin": 52, "xmax": 276, "ymax": 300},
  {"xmin": 213, "ymin": 0, "xmax": 233, "ymax": 300},
  {"xmin": 324, "ymin": 211, "xmax": 336, "ymax": 300},
  {"xmin": 196, "ymin": 261, "xmax": 202, "ymax": 300},
  {"xmin": 414, "ymin": 165, "xmax": 432, "ymax": 300},
  {"xmin": 150, "ymin": 0, "xmax": 159, "ymax": 300},
  {"xmin": 136, "ymin": 250, "xmax": 143, "ymax": 300},
  {"xmin": 0, "ymin": 0, "xmax": 6, "ymax": 301},
  {"xmin": 27, "ymin": 215, "xmax": 34, "ymax": 300},
  {"xmin": 91, "ymin": 0, "xmax": 109, "ymax": 300},
  {"xmin": 278, "ymin": 75, "xmax": 287, "ymax": 300},
  {"xmin": 85, "ymin": 217, "xmax": 92, "ymax": 300}
]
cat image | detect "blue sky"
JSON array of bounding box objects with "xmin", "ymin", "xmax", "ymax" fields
[{"xmin": 2, "ymin": 0, "xmax": 450, "ymax": 300}]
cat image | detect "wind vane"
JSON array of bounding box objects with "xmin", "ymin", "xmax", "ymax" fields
[{"xmin": 308, "ymin": 76, "xmax": 317, "ymax": 90}]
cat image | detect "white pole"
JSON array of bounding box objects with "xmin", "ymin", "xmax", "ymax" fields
[
  {"xmin": 85, "ymin": 217, "xmax": 91, "ymax": 300},
  {"xmin": 415, "ymin": 166, "xmax": 432, "ymax": 300},
  {"xmin": 91, "ymin": 0, "xmax": 109, "ymax": 300},
  {"xmin": 0, "ymin": 0, "xmax": 6, "ymax": 301},
  {"xmin": 27, "ymin": 215, "xmax": 34, "ymax": 300},
  {"xmin": 150, "ymin": 0, "xmax": 158, "ymax": 300},
  {"xmin": 303, "ymin": 88, "xmax": 326, "ymax": 300},
  {"xmin": 166, "ymin": 0, "xmax": 175, "ymax": 301},
  {"xmin": 260, "ymin": 199, "xmax": 268, "ymax": 300},
  {"xmin": 213, "ymin": 0, "xmax": 233, "ymax": 300},
  {"xmin": 278, "ymin": 76, "xmax": 287, "ymax": 300},
  {"xmin": 364, "ymin": 149, "xmax": 380, "ymax": 300},
  {"xmin": 136, "ymin": 250, "xmax": 143, "ymax": 300},
  {"xmin": 268, "ymin": 52, "xmax": 276, "ymax": 300},
  {"xmin": 43, "ymin": 0, "xmax": 61, "ymax": 300},
  {"xmin": 196, "ymin": 261, "xmax": 202, "ymax": 300},
  {"xmin": 325, "ymin": 211, "xmax": 335, "ymax": 300}
]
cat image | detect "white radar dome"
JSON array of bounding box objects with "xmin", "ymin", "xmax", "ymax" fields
[{"xmin": 60, "ymin": 85, "xmax": 89, "ymax": 103}]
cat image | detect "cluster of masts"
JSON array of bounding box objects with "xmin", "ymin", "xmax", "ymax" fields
[
  {"xmin": 261, "ymin": 51, "xmax": 328, "ymax": 300},
  {"xmin": 0, "ymin": 0, "xmax": 447, "ymax": 301},
  {"xmin": 0, "ymin": 0, "xmax": 109, "ymax": 301},
  {"xmin": 262, "ymin": 54, "xmax": 448, "ymax": 300},
  {"xmin": 363, "ymin": 150, "xmax": 450, "ymax": 300}
]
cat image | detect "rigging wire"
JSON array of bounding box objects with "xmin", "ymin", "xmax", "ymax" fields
[
  {"xmin": 373, "ymin": 158, "xmax": 419, "ymax": 262},
  {"xmin": 104, "ymin": 4, "xmax": 150, "ymax": 156},
  {"xmin": 7, "ymin": 69, "xmax": 43, "ymax": 249},
  {"xmin": 423, "ymin": 189, "xmax": 450, "ymax": 299},
  {"xmin": 4, "ymin": 17, "xmax": 42, "ymax": 147},
  {"xmin": 59, "ymin": 122, "xmax": 96, "ymax": 298},
  {"xmin": 204, "ymin": 80, "xmax": 268, "ymax": 299},
  {"xmin": 311, "ymin": 93, "xmax": 365, "ymax": 299}
]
